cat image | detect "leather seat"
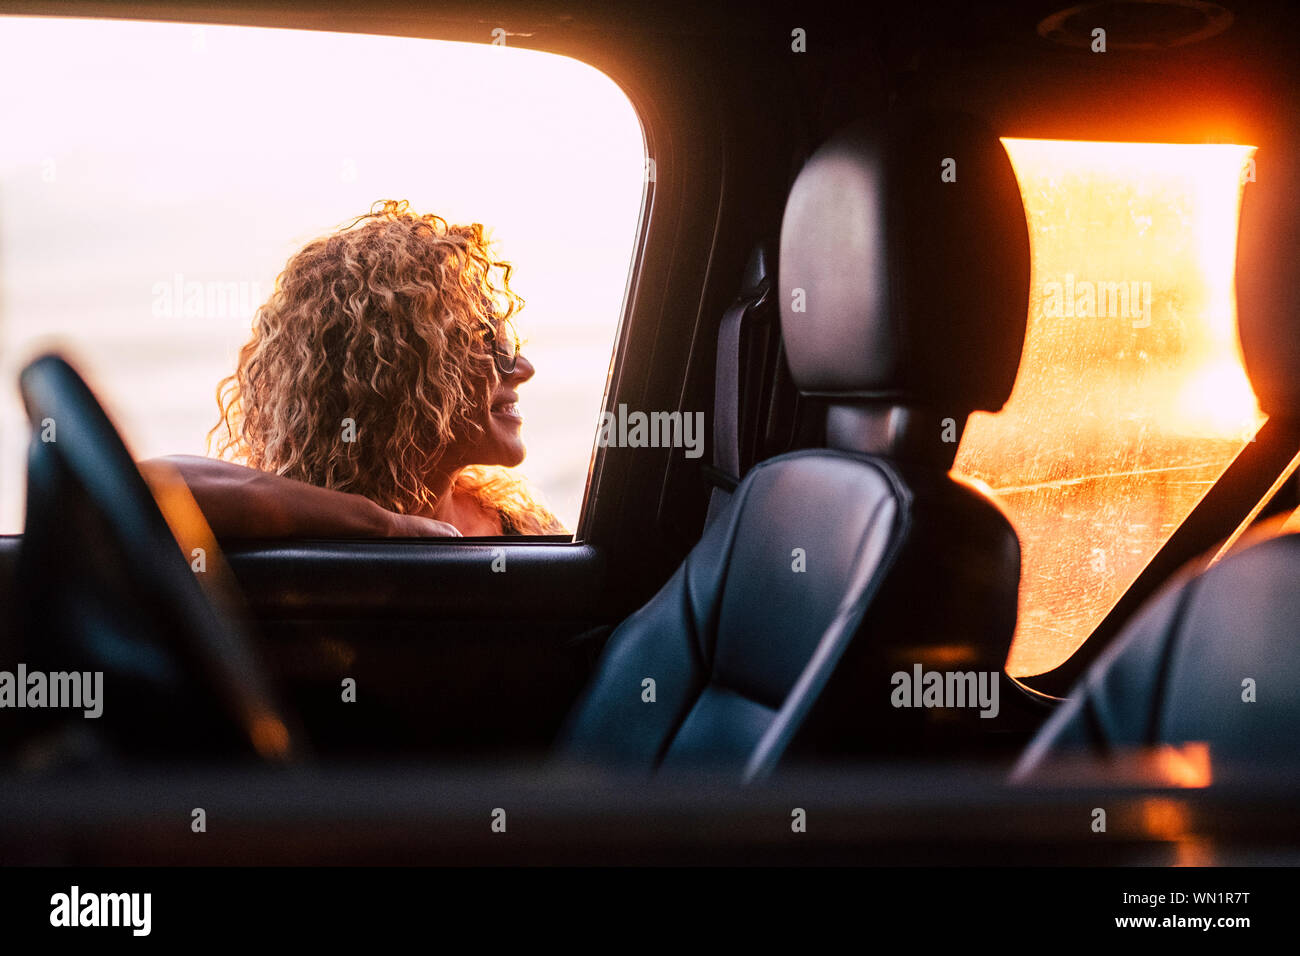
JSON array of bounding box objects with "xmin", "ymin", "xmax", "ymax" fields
[
  {"xmin": 1013, "ymin": 143, "xmax": 1300, "ymax": 779},
  {"xmin": 558, "ymin": 110, "xmax": 1032, "ymax": 780}
]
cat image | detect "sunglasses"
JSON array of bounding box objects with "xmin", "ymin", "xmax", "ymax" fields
[{"xmin": 483, "ymin": 316, "xmax": 521, "ymax": 375}]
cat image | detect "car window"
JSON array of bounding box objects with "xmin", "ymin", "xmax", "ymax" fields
[
  {"xmin": 955, "ymin": 138, "xmax": 1263, "ymax": 678},
  {"xmin": 0, "ymin": 16, "xmax": 645, "ymax": 535}
]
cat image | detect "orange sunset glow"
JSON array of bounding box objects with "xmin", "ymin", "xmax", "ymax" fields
[{"xmin": 956, "ymin": 139, "xmax": 1263, "ymax": 678}]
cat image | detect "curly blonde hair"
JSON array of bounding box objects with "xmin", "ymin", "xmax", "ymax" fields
[{"xmin": 210, "ymin": 199, "xmax": 565, "ymax": 535}]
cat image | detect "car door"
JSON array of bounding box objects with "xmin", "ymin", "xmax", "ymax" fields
[{"xmin": 0, "ymin": 10, "xmax": 802, "ymax": 761}]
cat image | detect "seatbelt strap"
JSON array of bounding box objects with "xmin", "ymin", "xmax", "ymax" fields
[{"xmin": 705, "ymin": 244, "xmax": 772, "ymax": 525}]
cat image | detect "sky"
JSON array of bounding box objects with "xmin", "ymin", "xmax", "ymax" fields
[{"xmin": 0, "ymin": 15, "xmax": 646, "ymax": 532}]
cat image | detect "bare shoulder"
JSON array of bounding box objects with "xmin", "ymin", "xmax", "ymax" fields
[{"xmin": 450, "ymin": 488, "xmax": 505, "ymax": 536}]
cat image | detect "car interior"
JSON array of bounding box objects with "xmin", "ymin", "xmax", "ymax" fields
[{"xmin": 1, "ymin": 0, "xmax": 1299, "ymax": 868}]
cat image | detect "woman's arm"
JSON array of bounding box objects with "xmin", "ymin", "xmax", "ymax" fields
[{"xmin": 139, "ymin": 455, "xmax": 461, "ymax": 538}]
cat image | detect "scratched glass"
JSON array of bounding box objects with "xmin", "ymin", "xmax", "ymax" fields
[{"xmin": 956, "ymin": 139, "xmax": 1263, "ymax": 678}]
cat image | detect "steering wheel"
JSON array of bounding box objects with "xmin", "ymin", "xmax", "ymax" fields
[{"xmin": 13, "ymin": 353, "xmax": 303, "ymax": 763}]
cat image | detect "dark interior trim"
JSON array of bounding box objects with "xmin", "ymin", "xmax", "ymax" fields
[{"xmin": 222, "ymin": 539, "xmax": 607, "ymax": 619}]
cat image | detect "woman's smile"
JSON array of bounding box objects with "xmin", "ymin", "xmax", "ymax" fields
[{"xmin": 490, "ymin": 394, "xmax": 523, "ymax": 423}]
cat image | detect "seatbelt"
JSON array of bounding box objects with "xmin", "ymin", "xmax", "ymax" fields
[{"xmin": 705, "ymin": 244, "xmax": 773, "ymax": 525}]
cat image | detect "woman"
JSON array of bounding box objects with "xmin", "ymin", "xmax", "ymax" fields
[{"xmin": 150, "ymin": 200, "xmax": 564, "ymax": 538}]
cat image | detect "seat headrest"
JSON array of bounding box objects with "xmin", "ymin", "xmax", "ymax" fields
[
  {"xmin": 778, "ymin": 111, "xmax": 1030, "ymax": 416},
  {"xmin": 1235, "ymin": 144, "xmax": 1300, "ymax": 425}
]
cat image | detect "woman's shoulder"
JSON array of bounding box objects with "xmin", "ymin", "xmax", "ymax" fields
[{"xmin": 445, "ymin": 487, "xmax": 506, "ymax": 535}]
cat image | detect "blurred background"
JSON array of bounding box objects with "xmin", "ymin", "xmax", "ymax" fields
[{"xmin": 0, "ymin": 16, "xmax": 646, "ymax": 533}]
